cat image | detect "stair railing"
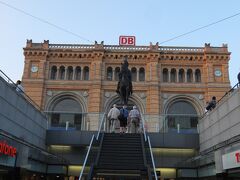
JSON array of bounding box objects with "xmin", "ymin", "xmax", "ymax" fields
[
  {"xmin": 141, "ymin": 113, "xmax": 158, "ymax": 180},
  {"xmin": 78, "ymin": 112, "xmax": 106, "ymax": 180}
]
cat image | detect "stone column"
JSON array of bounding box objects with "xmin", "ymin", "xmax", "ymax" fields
[
  {"xmin": 137, "ymin": 68, "xmax": 139, "ymax": 81},
  {"xmin": 112, "ymin": 68, "xmax": 115, "ymax": 81},
  {"xmin": 193, "ymin": 69, "xmax": 196, "ymax": 83},
  {"xmin": 176, "ymin": 69, "xmax": 179, "ymax": 83},
  {"xmin": 72, "ymin": 67, "xmax": 76, "ymax": 80},
  {"xmin": 81, "ymin": 68, "xmax": 84, "ymax": 80}
]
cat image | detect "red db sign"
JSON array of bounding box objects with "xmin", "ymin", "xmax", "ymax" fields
[{"xmin": 119, "ymin": 36, "xmax": 136, "ymax": 46}]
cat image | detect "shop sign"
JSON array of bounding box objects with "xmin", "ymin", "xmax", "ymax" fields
[
  {"xmin": 119, "ymin": 36, "xmax": 136, "ymax": 46},
  {"xmin": 0, "ymin": 140, "xmax": 17, "ymax": 157},
  {"xmin": 222, "ymin": 150, "xmax": 240, "ymax": 170}
]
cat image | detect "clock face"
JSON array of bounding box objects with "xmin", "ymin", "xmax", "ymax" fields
[
  {"xmin": 215, "ymin": 70, "xmax": 222, "ymax": 77},
  {"xmin": 31, "ymin": 66, "xmax": 38, "ymax": 73}
]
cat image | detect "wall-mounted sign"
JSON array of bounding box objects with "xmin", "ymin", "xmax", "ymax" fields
[
  {"xmin": 0, "ymin": 140, "xmax": 17, "ymax": 157},
  {"xmin": 119, "ymin": 36, "xmax": 136, "ymax": 46},
  {"xmin": 222, "ymin": 150, "xmax": 240, "ymax": 170}
]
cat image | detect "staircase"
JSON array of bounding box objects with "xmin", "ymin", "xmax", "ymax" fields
[{"xmin": 88, "ymin": 133, "xmax": 152, "ymax": 180}]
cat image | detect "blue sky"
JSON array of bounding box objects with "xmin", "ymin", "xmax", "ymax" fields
[{"xmin": 0, "ymin": 0, "xmax": 239, "ymax": 86}]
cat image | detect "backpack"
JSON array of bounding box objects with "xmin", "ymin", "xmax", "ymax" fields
[{"xmin": 118, "ymin": 108, "xmax": 128, "ymax": 120}]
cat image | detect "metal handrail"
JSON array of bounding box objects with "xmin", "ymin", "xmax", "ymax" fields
[
  {"xmin": 140, "ymin": 113, "xmax": 147, "ymax": 142},
  {"xmin": 148, "ymin": 136, "xmax": 158, "ymax": 180},
  {"xmin": 0, "ymin": 69, "xmax": 46, "ymax": 117},
  {"xmin": 78, "ymin": 135, "xmax": 95, "ymax": 180},
  {"xmin": 78, "ymin": 113, "xmax": 106, "ymax": 179},
  {"xmin": 202, "ymin": 82, "xmax": 240, "ymax": 117}
]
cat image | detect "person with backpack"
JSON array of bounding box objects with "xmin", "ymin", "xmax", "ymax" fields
[{"xmin": 119, "ymin": 105, "xmax": 128, "ymax": 133}]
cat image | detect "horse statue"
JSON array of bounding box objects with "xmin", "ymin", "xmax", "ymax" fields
[{"xmin": 116, "ymin": 57, "xmax": 133, "ymax": 105}]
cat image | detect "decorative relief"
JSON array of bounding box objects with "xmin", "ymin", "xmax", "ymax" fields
[
  {"xmin": 47, "ymin": 91, "xmax": 52, "ymax": 96},
  {"xmin": 198, "ymin": 95, "xmax": 204, "ymax": 100},
  {"xmin": 105, "ymin": 92, "xmax": 110, "ymax": 98},
  {"xmin": 140, "ymin": 93, "xmax": 146, "ymax": 99},
  {"xmin": 161, "ymin": 94, "xmax": 168, "ymax": 99},
  {"xmin": 83, "ymin": 91, "xmax": 89, "ymax": 97}
]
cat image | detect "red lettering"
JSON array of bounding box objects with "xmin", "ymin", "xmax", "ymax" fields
[
  {"xmin": 128, "ymin": 37, "xmax": 134, "ymax": 45},
  {"xmin": 235, "ymin": 152, "xmax": 240, "ymax": 163},
  {"xmin": 121, "ymin": 37, "xmax": 127, "ymax": 44},
  {"xmin": 0, "ymin": 140, "xmax": 17, "ymax": 158},
  {"xmin": 119, "ymin": 36, "xmax": 136, "ymax": 46}
]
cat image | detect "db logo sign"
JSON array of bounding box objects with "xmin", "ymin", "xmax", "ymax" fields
[{"xmin": 119, "ymin": 36, "xmax": 136, "ymax": 46}]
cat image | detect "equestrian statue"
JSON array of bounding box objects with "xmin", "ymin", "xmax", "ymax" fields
[{"xmin": 116, "ymin": 56, "xmax": 133, "ymax": 105}]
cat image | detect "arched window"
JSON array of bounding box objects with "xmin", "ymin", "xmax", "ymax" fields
[
  {"xmin": 179, "ymin": 69, "xmax": 185, "ymax": 83},
  {"xmin": 187, "ymin": 69, "xmax": 193, "ymax": 82},
  {"xmin": 83, "ymin": 66, "xmax": 89, "ymax": 80},
  {"xmin": 115, "ymin": 67, "xmax": 120, "ymax": 81},
  {"xmin": 50, "ymin": 66, "xmax": 57, "ymax": 80},
  {"xmin": 170, "ymin": 68, "xmax": 176, "ymax": 82},
  {"xmin": 139, "ymin": 67, "xmax": 145, "ymax": 81},
  {"xmin": 75, "ymin": 66, "xmax": 81, "ymax": 80},
  {"xmin": 50, "ymin": 98, "xmax": 82, "ymax": 130},
  {"xmin": 131, "ymin": 67, "xmax": 137, "ymax": 82},
  {"xmin": 67, "ymin": 66, "xmax": 73, "ymax": 80},
  {"xmin": 59, "ymin": 66, "xmax": 65, "ymax": 80},
  {"xmin": 167, "ymin": 100, "xmax": 198, "ymax": 131},
  {"xmin": 195, "ymin": 69, "xmax": 201, "ymax": 83},
  {"xmin": 163, "ymin": 68, "xmax": 168, "ymax": 82},
  {"xmin": 107, "ymin": 67, "xmax": 113, "ymax": 80}
]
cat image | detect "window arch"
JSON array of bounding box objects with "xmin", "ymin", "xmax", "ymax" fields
[
  {"xmin": 59, "ymin": 66, "xmax": 65, "ymax": 80},
  {"xmin": 195, "ymin": 69, "xmax": 201, "ymax": 83},
  {"xmin": 178, "ymin": 69, "xmax": 185, "ymax": 83},
  {"xmin": 67, "ymin": 66, "xmax": 73, "ymax": 80},
  {"xmin": 131, "ymin": 67, "xmax": 137, "ymax": 82},
  {"xmin": 75, "ymin": 66, "xmax": 81, "ymax": 80},
  {"xmin": 163, "ymin": 68, "xmax": 168, "ymax": 82},
  {"xmin": 115, "ymin": 67, "xmax": 120, "ymax": 81},
  {"xmin": 139, "ymin": 67, "xmax": 145, "ymax": 81},
  {"xmin": 187, "ymin": 69, "xmax": 193, "ymax": 82},
  {"xmin": 170, "ymin": 68, "xmax": 176, "ymax": 82},
  {"xmin": 50, "ymin": 66, "xmax": 57, "ymax": 80},
  {"xmin": 107, "ymin": 67, "xmax": 113, "ymax": 80},
  {"xmin": 50, "ymin": 98, "xmax": 82, "ymax": 130},
  {"xmin": 83, "ymin": 66, "xmax": 89, "ymax": 80},
  {"xmin": 167, "ymin": 100, "xmax": 198, "ymax": 131}
]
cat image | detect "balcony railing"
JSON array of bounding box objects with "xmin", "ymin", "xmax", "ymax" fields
[{"xmin": 45, "ymin": 111, "xmax": 200, "ymax": 134}]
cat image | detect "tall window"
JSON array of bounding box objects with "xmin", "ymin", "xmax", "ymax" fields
[
  {"xmin": 179, "ymin": 69, "xmax": 185, "ymax": 83},
  {"xmin": 131, "ymin": 67, "xmax": 137, "ymax": 82},
  {"xmin": 75, "ymin": 66, "xmax": 81, "ymax": 80},
  {"xmin": 67, "ymin": 66, "xmax": 73, "ymax": 80},
  {"xmin": 83, "ymin": 66, "xmax": 89, "ymax": 80},
  {"xmin": 195, "ymin": 69, "xmax": 201, "ymax": 83},
  {"xmin": 163, "ymin": 68, "xmax": 168, "ymax": 82},
  {"xmin": 107, "ymin": 67, "xmax": 113, "ymax": 80},
  {"xmin": 170, "ymin": 69, "xmax": 176, "ymax": 82},
  {"xmin": 59, "ymin": 66, "xmax": 65, "ymax": 80},
  {"xmin": 187, "ymin": 69, "xmax": 193, "ymax": 82},
  {"xmin": 115, "ymin": 67, "xmax": 120, "ymax": 81},
  {"xmin": 50, "ymin": 98, "xmax": 82, "ymax": 130},
  {"xmin": 139, "ymin": 67, "xmax": 145, "ymax": 81},
  {"xmin": 50, "ymin": 66, "xmax": 57, "ymax": 80},
  {"xmin": 167, "ymin": 100, "xmax": 198, "ymax": 131}
]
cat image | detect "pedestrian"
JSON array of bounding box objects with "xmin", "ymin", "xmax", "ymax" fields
[
  {"xmin": 206, "ymin": 96, "xmax": 216, "ymax": 111},
  {"xmin": 129, "ymin": 105, "xmax": 141, "ymax": 133},
  {"xmin": 16, "ymin": 80, "xmax": 24, "ymax": 94},
  {"xmin": 118, "ymin": 105, "xmax": 128, "ymax": 133},
  {"xmin": 107, "ymin": 104, "xmax": 120, "ymax": 133}
]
